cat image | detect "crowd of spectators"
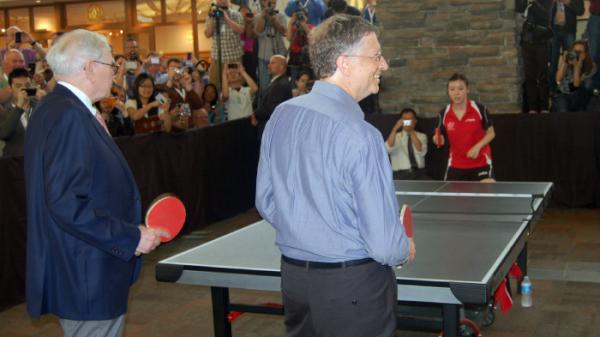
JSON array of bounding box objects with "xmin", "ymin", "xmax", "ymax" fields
[
  {"xmin": 2, "ymin": 0, "xmax": 600, "ymax": 163},
  {"xmin": 516, "ymin": 0, "xmax": 600, "ymax": 113}
]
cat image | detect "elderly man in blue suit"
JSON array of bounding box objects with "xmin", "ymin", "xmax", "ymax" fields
[{"xmin": 24, "ymin": 29, "xmax": 164, "ymax": 337}]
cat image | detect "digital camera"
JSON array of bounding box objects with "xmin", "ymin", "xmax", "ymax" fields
[{"xmin": 565, "ymin": 50, "xmax": 579, "ymax": 62}]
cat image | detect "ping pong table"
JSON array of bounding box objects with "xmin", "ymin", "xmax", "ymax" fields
[{"xmin": 156, "ymin": 180, "xmax": 552, "ymax": 337}]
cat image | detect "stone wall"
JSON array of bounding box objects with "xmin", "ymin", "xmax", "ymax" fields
[{"xmin": 378, "ymin": 0, "xmax": 522, "ymax": 116}]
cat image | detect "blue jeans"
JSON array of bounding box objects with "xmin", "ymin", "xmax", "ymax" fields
[
  {"xmin": 550, "ymin": 25, "xmax": 575, "ymax": 92},
  {"xmin": 587, "ymin": 14, "xmax": 600, "ymax": 89}
]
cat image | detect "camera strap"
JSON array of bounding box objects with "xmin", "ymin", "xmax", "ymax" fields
[{"xmin": 366, "ymin": 6, "xmax": 375, "ymax": 25}]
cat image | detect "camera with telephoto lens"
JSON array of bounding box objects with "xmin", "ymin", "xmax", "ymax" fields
[
  {"xmin": 295, "ymin": 10, "xmax": 305, "ymax": 21},
  {"xmin": 209, "ymin": 3, "xmax": 224, "ymax": 18},
  {"xmin": 565, "ymin": 50, "xmax": 579, "ymax": 62}
]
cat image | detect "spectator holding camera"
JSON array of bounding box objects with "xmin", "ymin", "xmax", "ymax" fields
[
  {"xmin": 284, "ymin": 0, "xmax": 325, "ymax": 25},
  {"xmin": 433, "ymin": 73, "xmax": 495, "ymax": 182},
  {"xmin": 0, "ymin": 68, "xmax": 46, "ymax": 157},
  {"xmin": 0, "ymin": 26, "xmax": 46, "ymax": 71},
  {"xmin": 549, "ymin": 0, "xmax": 584, "ymax": 95},
  {"xmin": 144, "ymin": 52, "xmax": 168, "ymax": 85},
  {"xmin": 163, "ymin": 58, "xmax": 204, "ymax": 129},
  {"xmin": 287, "ymin": 10, "xmax": 313, "ymax": 81},
  {"xmin": 385, "ymin": 108, "xmax": 428, "ymax": 180},
  {"xmin": 122, "ymin": 37, "xmax": 144, "ymax": 97},
  {"xmin": 255, "ymin": 0, "xmax": 288, "ymax": 99},
  {"xmin": 126, "ymin": 73, "xmax": 172, "ymax": 134},
  {"xmin": 204, "ymin": 0, "xmax": 245, "ymax": 86},
  {"xmin": 553, "ymin": 40, "xmax": 597, "ymax": 112},
  {"xmin": 165, "ymin": 58, "xmax": 202, "ymax": 106},
  {"xmin": 222, "ymin": 62, "xmax": 258, "ymax": 121}
]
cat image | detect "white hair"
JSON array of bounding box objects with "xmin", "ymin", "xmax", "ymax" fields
[
  {"xmin": 3, "ymin": 48, "xmax": 24, "ymax": 62},
  {"xmin": 46, "ymin": 29, "xmax": 111, "ymax": 77}
]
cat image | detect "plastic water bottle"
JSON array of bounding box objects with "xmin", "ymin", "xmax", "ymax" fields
[{"xmin": 521, "ymin": 276, "xmax": 532, "ymax": 307}]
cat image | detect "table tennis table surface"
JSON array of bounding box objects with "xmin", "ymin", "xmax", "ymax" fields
[
  {"xmin": 156, "ymin": 180, "xmax": 552, "ymax": 337},
  {"xmin": 158, "ymin": 180, "xmax": 552, "ymax": 305},
  {"xmin": 395, "ymin": 180, "xmax": 552, "ymax": 226}
]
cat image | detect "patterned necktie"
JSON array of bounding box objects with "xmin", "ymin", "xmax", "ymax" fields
[
  {"xmin": 95, "ymin": 110, "xmax": 111, "ymax": 136},
  {"xmin": 407, "ymin": 134, "xmax": 418, "ymax": 170}
]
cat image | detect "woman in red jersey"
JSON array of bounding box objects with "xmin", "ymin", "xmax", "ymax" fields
[{"xmin": 433, "ymin": 73, "xmax": 496, "ymax": 182}]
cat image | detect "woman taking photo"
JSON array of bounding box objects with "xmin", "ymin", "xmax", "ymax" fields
[
  {"xmin": 126, "ymin": 73, "xmax": 172, "ymax": 134},
  {"xmin": 432, "ymin": 73, "xmax": 495, "ymax": 182},
  {"xmin": 554, "ymin": 40, "xmax": 597, "ymax": 112}
]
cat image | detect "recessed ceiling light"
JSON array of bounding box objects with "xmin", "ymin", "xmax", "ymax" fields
[{"xmin": 36, "ymin": 0, "xmax": 42, "ymax": 3}]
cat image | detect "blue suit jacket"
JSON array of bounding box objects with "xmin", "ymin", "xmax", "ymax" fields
[{"xmin": 24, "ymin": 84, "xmax": 142, "ymax": 320}]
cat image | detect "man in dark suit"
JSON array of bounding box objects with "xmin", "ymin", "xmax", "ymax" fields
[
  {"xmin": 253, "ymin": 54, "xmax": 292, "ymax": 140},
  {"xmin": 0, "ymin": 68, "xmax": 44, "ymax": 157},
  {"xmin": 24, "ymin": 29, "xmax": 163, "ymax": 337}
]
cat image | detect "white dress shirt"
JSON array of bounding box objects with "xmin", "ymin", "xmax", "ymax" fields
[{"xmin": 385, "ymin": 130, "xmax": 427, "ymax": 171}]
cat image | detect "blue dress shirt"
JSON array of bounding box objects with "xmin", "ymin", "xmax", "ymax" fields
[{"xmin": 256, "ymin": 81, "xmax": 410, "ymax": 266}]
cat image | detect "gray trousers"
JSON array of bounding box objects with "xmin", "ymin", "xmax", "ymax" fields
[
  {"xmin": 59, "ymin": 314, "xmax": 125, "ymax": 337},
  {"xmin": 281, "ymin": 259, "xmax": 397, "ymax": 337}
]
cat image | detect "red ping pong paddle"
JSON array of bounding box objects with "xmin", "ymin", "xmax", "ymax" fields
[
  {"xmin": 145, "ymin": 194, "xmax": 186, "ymax": 243},
  {"xmin": 435, "ymin": 128, "xmax": 441, "ymax": 148},
  {"xmin": 400, "ymin": 204, "xmax": 413, "ymax": 238}
]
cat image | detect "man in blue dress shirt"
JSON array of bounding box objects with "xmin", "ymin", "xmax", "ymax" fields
[{"xmin": 256, "ymin": 14, "xmax": 415, "ymax": 337}]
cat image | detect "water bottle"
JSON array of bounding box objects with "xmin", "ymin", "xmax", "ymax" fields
[{"xmin": 521, "ymin": 276, "xmax": 532, "ymax": 307}]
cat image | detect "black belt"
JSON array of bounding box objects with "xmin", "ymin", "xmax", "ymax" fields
[
  {"xmin": 395, "ymin": 168, "xmax": 424, "ymax": 173},
  {"xmin": 282, "ymin": 255, "xmax": 374, "ymax": 269}
]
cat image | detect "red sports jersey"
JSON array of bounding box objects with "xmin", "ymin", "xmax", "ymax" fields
[{"xmin": 438, "ymin": 100, "xmax": 493, "ymax": 169}]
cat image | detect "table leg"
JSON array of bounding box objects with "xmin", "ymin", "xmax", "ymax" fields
[
  {"xmin": 442, "ymin": 304, "xmax": 459, "ymax": 337},
  {"xmin": 211, "ymin": 287, "xmax": 232, "ymax": 337},
  {"xmin": 517, "ymin": 242, "xmax": 528, "ymax": 293}
]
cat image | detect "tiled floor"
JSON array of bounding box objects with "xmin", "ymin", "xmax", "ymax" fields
[{"xmin": 1, "ymin": 208, "xmax": 599, "ymax": 337}]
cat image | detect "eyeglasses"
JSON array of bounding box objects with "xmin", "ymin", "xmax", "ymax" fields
[
  {"xmin": 344, "ymin": 53, "xmax": 385, "ymax": 63},
  {"xmin": 93, "ymin": 60, "xmax": 119, "ymax": 75}
]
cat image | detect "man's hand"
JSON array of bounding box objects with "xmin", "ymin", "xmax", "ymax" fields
[
  {"xmin": 15, "ymin": 89, "xmax": 29, "ymax": 110},
  {"xmin": 407, "ymin": 238, "xmax": 416, "ymax": 263},
  {"xmin": 393, "ymin": 118, "xmax": 404, "ymax": 131},
  {"xmin": 135, "ymin": 225, "xmax": 165, "ymax": 255}
]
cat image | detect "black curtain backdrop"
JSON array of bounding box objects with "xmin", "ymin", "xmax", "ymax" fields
[
  {"xmin": 1, "ymin": 112, "xmax": 600, "ymax": 310},
  {"xmin": 368, "ymin": 111, "xmax": 600, "ymax": 207}
]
